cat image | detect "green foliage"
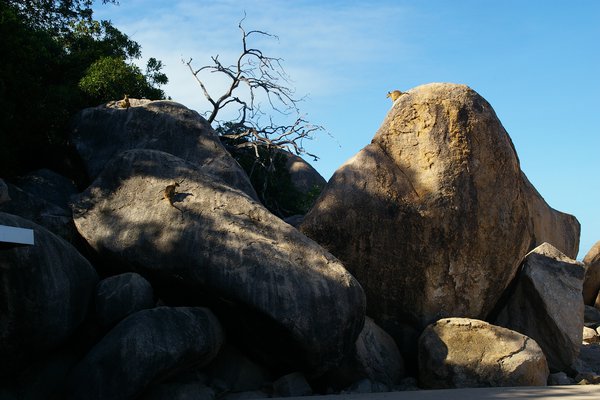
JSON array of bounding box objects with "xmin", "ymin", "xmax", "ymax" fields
[
  {"xmin": 0, "ymin": 0, "xmax": 168, "ymax": 178},
  {"xmin": 79, "ymin": 56, "xmax": 165, "ymax": 103}
]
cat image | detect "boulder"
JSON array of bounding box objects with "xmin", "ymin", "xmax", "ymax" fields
[
  {"xmin": 0, "ymin": 178, "xmax": 9, "ymax": 204},
  {"xmin": 300, "ymin": 83, "xmax": 578, "ymax": 345},
  {"xmin": 140, "ymin": 383, "xmax": 215, "ymax": 400},
  {"xmin": 354, "ymin": 317, "xmax": 404, "ymax": 386},
  {"xmin": 272, "ymin": 372, "xmax": 312, "ymax": 397},
  {"xmin": 65, "ymin": 307, "xmax": 223, "ymax": 400},
  {"xmin": 493, "ymin": 243, "xmax": 585, "ymax": 371},
  {"xmin": 325, "ymin": 316, "xmax": 404, "ymax": 389},
  {"xmin": 582, "ymin": 241, "xmax": 600, "ymax": 306},
  {"xmin": 284, "ymin": 152, "xmax": 327, "ymax": 195},
  {"xmin": 71, "ymin": 149, "xmax": 365, "ymax": 374},
  {"xmin": 548, "ymin": 372, "xmax": 573, "ymax": 385},
  {"xmin": 206, "ymin": 345, "xmax": 271, "ymax": 394},
  {"xmin": 12, "ymin": 168, "xmax": 78, "ymax": 210},
  {"xmin": 583, "ymin": 327, "xmax": 599, "ymax": 344},
  {"xmin": 95, "ymin": 272, "xmax": 155, "ymax": 329},
  {"xmin": 584, "ymin": 305, "xmax": 600, "ymax": 328},
  {"xmin": 0, "ymin": 181, "xmax": 79, "ymax": 243},
  {"xmin": 0, "ymin": 212, "xmax": 98, "ymax": 376},
  {"xmin": 70, "ymin": 99, "xmax": 258, "ymax": 200},
  {"xmin": 520, "ymin": 173, "xmax": 580, "ymax": 259},
  {"xmin": 418, "ymin": 318, "xmax": 549, "ymax": 388}
]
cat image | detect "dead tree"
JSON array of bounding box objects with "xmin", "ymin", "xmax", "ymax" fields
[{"xmin": 184, "ymin": 17, "xmax": 321, "ymax": 162}]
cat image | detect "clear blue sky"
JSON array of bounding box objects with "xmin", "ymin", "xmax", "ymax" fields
[{"xmin": 93, "ymin": 0, "xmax": 599, "ymax": 259}]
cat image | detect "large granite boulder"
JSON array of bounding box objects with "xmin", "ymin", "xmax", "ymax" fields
[
  {"xmin": 65, "ymin": 307, "xmax": 223, "ymax": 400},
  {"xmin": 418, "ymin": 318, "xmax": 549, "ymax": 388},
  {"xmin": 70, "ymin": 99, "xmax": 258, "ymax": 200},
  {"xmin": 300, "ymin": 83, "xmax": 579, "ymax": 344},
  {"xmin": 0, "ymin": 212, "xmax": 98, "ymax": 376},
  {"xmin": 71, "ymin": 149, "xmax": 365, "ymax": 374},
  {"xmin": 493, "ymin": 243, "xmax": 585, "ymax": 372},
  {"xmin": 583, "ymin": 241, "xmax": 600, "ymax": 306}
]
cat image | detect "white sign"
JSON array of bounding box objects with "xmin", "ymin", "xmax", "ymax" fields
[{"xmin": 0, "ymin": 225, "xmax": 34, "ymax": 245}]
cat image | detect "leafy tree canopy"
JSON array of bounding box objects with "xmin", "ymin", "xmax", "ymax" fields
[{"xmin": 0, "ymin": 0, "xmax": 168, "ymax": 178}]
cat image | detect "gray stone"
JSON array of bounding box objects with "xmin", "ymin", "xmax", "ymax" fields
[
  {"xmin": 584, "ymin": 305, "xmax": 600, "ymax": 328},
  {"xmin": 548, "ymin": 372, "xmax": 573, "ymax": 385},
  {"xmin": 0, "ymin": 178, "xmax": 11, "ymax": 204},
  {"xmin": 494, "ymin": 243, "xmax": 585, "ymax": 372},
  {"xmin": 354, "ymin": 317, "xmax": 404, "ymax": 386},
  {"xmin": 284, "ymin": 151, "xmax": 326, "ymax": 195},
  {"xmin": 0, "ymin": 182, "xmax": 79, "ymax": 243},
  {"xmin": 583, "ymin": 327, "xmax": 599, "ymax": 344},
  {"xmin": 272, "ymin": 372, "xmax": 312, "ymax": 397},
  {"xmin": 65, "ymin": 307, "xmax": 223, "ymax": 400},
  {"xmin": 222, "ymin": 391, "xmax": 269, "ymax": 400},
  {"xmin": 12, "ymin": 168, "xmax": 78, "ymax": 211},
  {"xmin": 0, "ymin": 212, "xmax": 98, "ymax": 376},
  {"xmin": 71, "ymin": 99, "xmax": 258, "ymax": 200},
  {"xmin": 206, "ymin": 345, "xmax": 271, "ymax": 393},
  {"xmin": 95, "ymin": 272, "xmax": 155, "ymax": 329},
  {"xmin": 140, "ymin": 382, "xmax": 215, "ymax": 400},
  {"xmin": 419, "ymin": 318, "xmax": 549, "ymax": 388},
  {"xmin": 328, "ymin": 316, "xmax": 404, "ymax": 388},
  {"xmin": 71, "ymin": 149, "xmax": 365, "ymax": 374},
  {"xmin": 583, "ymin": 241, "xmax": 600, "ymax": 306},
  {"xmin": 573, "ymin": 343, "xmax": 600, "ymax": 376}
]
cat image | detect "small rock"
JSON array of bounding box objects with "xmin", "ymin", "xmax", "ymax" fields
[
  {"xmin": 344, "ymin": 378, "xmax": 374, "ymax": 394},
  {"xmin": 222, "ymin": 391, "xmax": 270, "ymax": 400},
  {"xmin": 272, "ymin": 372, "xmax": 312, "ymax": 397},
  {"xmin": 548, "ymin": 372, "xmax": 573, "ymax": 385},
  {"xmin": 583, "ymin": 241, "xmax": 600, "ymax": 305},
  {"xmin": 140, "ymin": 382, "xmax": 215, "ymax": 400},
  {"xmin": 95, "ymin": 272, "xmax": 155, "ymax": 329},
  {"xmin": 206, "ymin": 345, "xmax": 271, "ymax": 393},
  {"xmin": 575, "ymin": 372, "xmax": 600, "ymax": 384},
  {"xmin": 392, "ymin": 377, "xmax": 420, "ymax": 391},
  {"xmin": 583, "ymin": 327, "xmax": 599, "ymax": 344},
  {"xmin": 585, "ymin": 305, "xmax": 600, "ymax": 327},
  {"xmin": 0, "ymin": 179, "xmax": 10, "ymax": 204}
]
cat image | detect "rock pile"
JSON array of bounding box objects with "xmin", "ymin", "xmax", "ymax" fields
[{"xmin": 1, "ymin": 87, "xmax": 595, "ymax": 398}]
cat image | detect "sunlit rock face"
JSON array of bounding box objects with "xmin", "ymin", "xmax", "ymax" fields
[
  {"xmin": 300, "ymin": 83, "xmax": 580, "ymax": 347},
  {"xmin": 71, "ymin": 149, "xmax": 365, "ymax": 374},
  {"xmin": 418, "ymin": 318, "xmax": 549, "ymax": 388}
]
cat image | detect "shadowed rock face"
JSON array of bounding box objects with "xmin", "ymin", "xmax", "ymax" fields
[
  {"xmin": 0, "ymin": 212, "xmax": 98, "ymax": 376},
  {"xmin": 583, "ymin": 241, "xmax": 600, "ymax": 306},
  {"xmin": 70, "ymin": 99, "xmax": 258, "ymax": 200},
  {"xmin": 65, "ymin": 307, "xmax": 223, "ymax": 400},
  {"xmin": 71, "ymin": 149, "xmax": 365, "ymax": 374},
  {"xmin": 300, "ymin": 83, "xmax": 580, "ymax": 344},
  {"xmin": 493, "ymin": 243, "xmax": 585, "ymax": 372}
]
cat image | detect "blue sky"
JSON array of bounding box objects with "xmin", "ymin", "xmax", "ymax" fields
[{"xmin": 93, "ymin": 0, "xmax": 599, "ymax": 258}]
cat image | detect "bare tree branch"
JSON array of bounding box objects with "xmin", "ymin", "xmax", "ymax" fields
[{"xmin": 184, "ymin": 17, "xmax": 327, "ymax": 216}]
